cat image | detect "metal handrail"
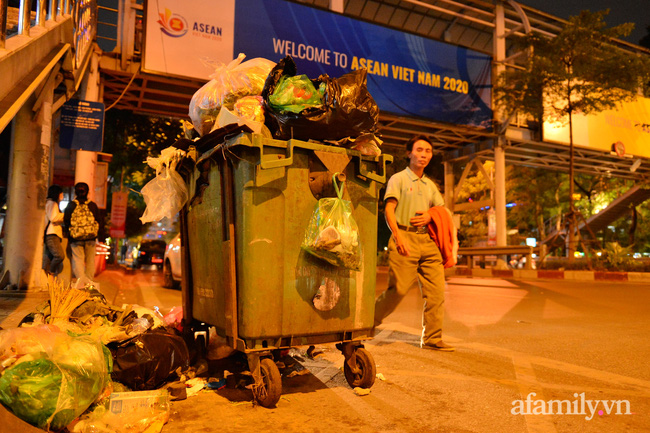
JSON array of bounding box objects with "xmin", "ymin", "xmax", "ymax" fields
[
  {"xmin": 18, "ymin": 0, "xmax": 30, "ymax": 36},
  {"xmin": 0, "ymin": 0, "xmax": 74, "ymax": 49}
]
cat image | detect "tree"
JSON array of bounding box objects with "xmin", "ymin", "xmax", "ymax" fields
[
  {"xmin": 495, "ymin": 10, "xmax": 650, "ymax": 261},
  {"xmin": 456, "ymin": 161, "xmax": 518, "ymax": 246},
  {"xmin": 103, "ymin": 109, "xmax": 184, "ymax": 238},
  {"xmin": 508, "ymin": 165, "xmax": 568, "ymax": 243},
  {"xmin": 455, "ymin": 161, "xmax": 492, "ymax": 246}
]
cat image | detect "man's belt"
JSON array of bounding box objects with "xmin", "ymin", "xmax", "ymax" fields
[{"xmin": 397, "ymin": 224, "xmax": 428, "ymax": 234}]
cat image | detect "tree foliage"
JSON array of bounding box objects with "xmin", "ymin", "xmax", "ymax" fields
[
  {"xmin": 496, "ymin": 10, "xmax": 650, "ymax": 124},
  {"xmin": 507, "ymin": 170, "xmax": 650, "ymax": 253},
  {"xmin": 456, "ymin": 162, "xmax": 569, "ymax": 246},
  {"xmin": 495, "ymin": 10, "xmax": 650, "ymax": 258},
  {"xmin": 102, "ymin": 109, "xmax": 184, "ymax": 238},
  {"xmin": 507, "ymin": 165, "xmax": 568, "ymax": 242},
  {"xmin": 456, "ymin": 161, "xmax": 514, "ymax": 246}
]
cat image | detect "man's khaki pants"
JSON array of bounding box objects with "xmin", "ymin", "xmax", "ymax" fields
[{"xmin": 374, "ymin": 230, "xmax": 446, "ymax": 347}]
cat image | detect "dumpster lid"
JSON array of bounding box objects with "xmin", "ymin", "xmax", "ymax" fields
[{"xmin": 218, "ymin": 133, "xmax": 393, "ymax": 184}]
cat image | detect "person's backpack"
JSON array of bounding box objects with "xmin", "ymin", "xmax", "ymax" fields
[{"xmin": 69, "ymin": 200, "xmax": 99, "ymax": 240}]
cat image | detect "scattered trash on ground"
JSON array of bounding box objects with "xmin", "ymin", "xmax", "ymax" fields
[
  {"xmin": 184, "ymin": 377, "xmax": 207, "ymax": 398},
  {"xmin": 0, "ymin": 278, "xmax": 191, "ymax": 432},
  {"xmin": 353, "ymin": 387, "xmax": 371, "ymax": 396},
  {"xmin": 70, "ymin": 389, "xmax": 170, "ymax": 433}
]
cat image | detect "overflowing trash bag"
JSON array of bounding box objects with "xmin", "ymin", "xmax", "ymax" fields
[
  {"xmin": 189, "ymin": 53, "xmax": 276, "ymax": 136},
  {"xmin": 302, "ymin": 173, "xmax": 362, "ymax": 271},
  {"xmin": 233, "ymin": 95, "xmax": 265, "ymax": 123},
  {"xmin": 0, "ymin": 326, "xmax": 110, "ymax": 431},
  {"xmin": 262, "ymin": 56, "xmax": 379, "ymax": 141},
  {"xmin": 268, "ymin": 74, "xmax": 325, "ymax": 113},
  {"xmin": 108, "ymin": 328, "xmax": 190, "ymax": 391}
]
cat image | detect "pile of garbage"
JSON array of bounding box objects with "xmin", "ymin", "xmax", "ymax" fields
[
  {"xmin": 0, "ymin": 277, "xmax": 191, "ymax": 432},
  {"xmin": 187, "ymin": 53, "xmax": 381, "ymax": 154}
]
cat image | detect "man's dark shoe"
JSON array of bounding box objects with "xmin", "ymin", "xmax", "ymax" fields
[{"xmin": 422, "ymin": 341, "xmax": 455, "ymax": 352}]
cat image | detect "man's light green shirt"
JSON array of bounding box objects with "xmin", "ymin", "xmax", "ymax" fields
[{"xmin": 384, "ymin": 167, "xmax": 444, "ymax": 227}]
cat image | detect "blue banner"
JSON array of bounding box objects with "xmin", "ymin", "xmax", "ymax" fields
[
  {"xmin": 234, "ymin": 0, "xmax": 492, "ymax": 129},
  {"xmin": 59, "ymin": 100, "xmax": 105, "ymax": 151}
]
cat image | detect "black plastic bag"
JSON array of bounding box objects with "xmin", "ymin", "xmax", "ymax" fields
[
  {"xmin": 108, "ymin": 328, "xmax": 190, "ymax": 391},
  {"xmin": 262, "ymin": 56, "xmax": 379, "ymax": 141}
]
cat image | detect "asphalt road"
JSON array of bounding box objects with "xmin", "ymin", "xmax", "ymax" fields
[{"xmin": 1, "ymin": 267, "xmax": 649, "ymax": 432}]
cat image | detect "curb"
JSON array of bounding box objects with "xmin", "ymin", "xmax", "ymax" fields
[{"xmin": 445, "ymin": 267, "xmax": 650, "ymax": 282}]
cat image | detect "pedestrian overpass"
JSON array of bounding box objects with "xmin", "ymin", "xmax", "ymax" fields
[
  {"xmin": 1, "ymin": 0, "xmax": 649, "ymax": 289},
  {"xmin": 542, "ymin": 185, "xmax": 650, "ymax": 250}
]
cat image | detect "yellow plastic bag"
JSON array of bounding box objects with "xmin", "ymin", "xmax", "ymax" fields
[{"xmin": 302, "ymin": 174, "xmax": 362, "ymax": 271}]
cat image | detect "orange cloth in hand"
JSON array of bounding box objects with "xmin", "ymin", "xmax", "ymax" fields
[{"xmin": 426, "ymin": 207, "xmax": 458, "ymax": 268}]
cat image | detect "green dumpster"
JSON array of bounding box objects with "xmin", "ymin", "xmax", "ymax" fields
[{"xmin": 180, "ymin": 132, "xmax": 391, "ymax": 406}]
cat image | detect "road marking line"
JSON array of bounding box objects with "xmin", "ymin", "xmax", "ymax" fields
[
  {"xmin": 372, "ymin": 322, "xmax": 650, "ymax": 392},
  {"xmin": 302, "ymin": 361, "xmax": 394, "ymax": 432},
  {"xmin": 512, "ymin": 355, "xmax": 558, "ymax": 433},
  {"xmin": 139, "ymin": 277, "xmax": 163, "ymax": 311},
  {"xmin": 372, "ymin": 327, "xmax": 394, "ymax": 341},
  {"xmin": 464, "ymin": 341, "xmax": 650, "ymax": 392}
]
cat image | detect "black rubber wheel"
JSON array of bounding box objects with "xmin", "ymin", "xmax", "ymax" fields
[
  {"xmin": 253, "ymin": 358, "xmax": 282, "ymax": 408},
  {"xmin": 162, "ymin": 261, "xmax": 174, "ymax": 288},
  {"xmin": 343, "ymin": 347, "xmax": 376, "ymax": 389}
]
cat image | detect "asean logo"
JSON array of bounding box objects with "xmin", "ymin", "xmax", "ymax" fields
[{"xmin": 157, "ymin": 8, "xmax": 188, "ymax": 37}]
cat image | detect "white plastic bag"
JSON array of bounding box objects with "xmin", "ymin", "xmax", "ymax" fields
[
  {"xmin": 140, "ymin": 148, "xmax": 188, "ymax": 223},
  {"xmin": 189, "ymin": 53, "xmax": 276, "ymax": 135}
]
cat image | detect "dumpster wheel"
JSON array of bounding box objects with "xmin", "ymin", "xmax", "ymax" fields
[
  {"xmin": 343, "ymin": 347, "xmax": 376, "ymax": 389},
  {"xmin": 252, "ymin": 358, "xmax": 282, "ymax": 408}
]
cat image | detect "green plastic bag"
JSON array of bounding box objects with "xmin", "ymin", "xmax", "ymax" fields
[
  {"xmin": 0, "ymin": 359, "xmax": 64, "ymax": 429},
  {"xmin": 0, "ymin": 327, "xmax": 109, "ymax": 431},
  {"xmin": 302, "ymin": 173, "xmax": 362, "ymax": 271},
  {"xmin": 268, "ymin": 74, "xmax": 324, "ymax": 113}
]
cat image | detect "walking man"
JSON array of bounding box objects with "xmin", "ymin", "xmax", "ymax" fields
[
  {"xmin": 374, "ymin": 135, "xmax": 454, "ymax": 351},
  {"xmin": 64, "ymin": 182, "xmax": 101, "ymax": 282}
]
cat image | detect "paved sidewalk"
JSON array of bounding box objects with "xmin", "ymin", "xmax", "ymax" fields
[
  {"xmin": 0, "ymin": 264, "xmax": 129, "ymax": 329},
  {"xmin": 0, "ymin": 290, "xmax": 49, "ymax": 329}
]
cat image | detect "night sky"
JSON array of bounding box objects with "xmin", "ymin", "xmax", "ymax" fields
[{"xmin": 517, "ymin": 0, "xmax": 649, "ymax": 45}]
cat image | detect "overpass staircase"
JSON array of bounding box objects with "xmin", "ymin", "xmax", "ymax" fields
[
  {"xmin": 541, "ymin": 185, "xmax": 650, "ymax": 250},
  {"xmin": 578, "ymin": 186, "xmax": 650, "ymax": 233}
]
